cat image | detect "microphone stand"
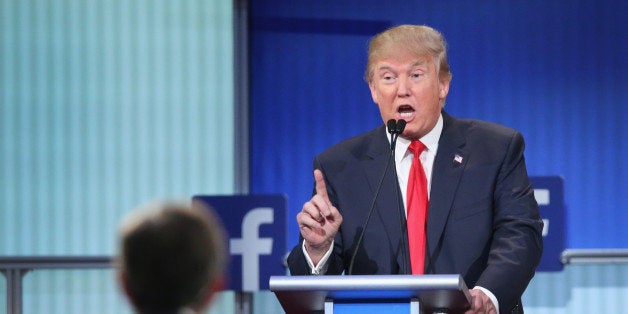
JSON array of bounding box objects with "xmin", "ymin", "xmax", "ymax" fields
[{"xmin": 347, "ymin": 119, "xmax": 406, "ymax": 275}]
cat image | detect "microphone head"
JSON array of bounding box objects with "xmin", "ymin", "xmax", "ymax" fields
[
  {"xmin": 396, "ymin": 119, "xmax": 407, "ymax": 134},
  {"xmin": 387, "ymin": 119, "xmax": 397, "ymax": 134}
]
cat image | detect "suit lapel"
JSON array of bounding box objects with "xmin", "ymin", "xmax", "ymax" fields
[
  {"xmin": 362, "ymin": 126, "xmax": 391, "ymax": 194},
  {"xmin": 427, "ymin": 112, "xmax": 468, "ymax": 260}
]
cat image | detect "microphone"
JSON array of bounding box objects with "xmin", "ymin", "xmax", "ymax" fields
[
  {"xmin": 347, "ymin": 119, "xmax": 405, "ymax": 275},
  {"xmin": 387, "ymin": 119, "xmax": 398, "ymax": 136},
  {"xmin": 395, "ymin": 120, "xmax": 406, "ymax": 137}
]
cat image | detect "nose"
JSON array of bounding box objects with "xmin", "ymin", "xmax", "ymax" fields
[{"xmin": 397, "ymin": 76, "xmax": 411, "ymax": 97}]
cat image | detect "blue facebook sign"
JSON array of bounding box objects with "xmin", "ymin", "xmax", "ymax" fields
[
  {"xmin": 530, "ymin": 176, "xmax": 565, "ymax": 271},
  {"xmin": 193, "ymin": 194, "xmax": 287, "ymax": 291}
]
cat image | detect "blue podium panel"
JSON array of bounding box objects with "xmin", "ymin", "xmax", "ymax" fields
[{"xmin": 334, "ymin": 301, "xmax": 411, "ymax": 314}]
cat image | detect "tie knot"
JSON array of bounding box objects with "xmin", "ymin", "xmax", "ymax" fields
[{"xmin": 408, "ymin": 140, "xmax": 426, "ymax": 155}]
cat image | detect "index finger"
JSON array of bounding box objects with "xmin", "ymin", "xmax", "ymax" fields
[{"xmin": 313, "ymin": 169, "xmax": 330, "ymax": 202}]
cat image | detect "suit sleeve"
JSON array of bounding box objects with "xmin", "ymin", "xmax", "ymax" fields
[{"xmin": 475, "ymin": 131, "xmax": 544, "ymax": 311}]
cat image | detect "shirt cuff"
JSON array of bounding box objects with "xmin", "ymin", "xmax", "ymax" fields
[
  {"xmin": 473, "ymin": 286, "xmax": 499, "ymax": 313},
  {"xmin": 301, "ymin": 240, "xmax": 333, "ymax": 275}
]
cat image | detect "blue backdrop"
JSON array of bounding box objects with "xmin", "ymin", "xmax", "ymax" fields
[{"xmin": 249, "ymin": 0, "xmax": 627, "ymax": 252}]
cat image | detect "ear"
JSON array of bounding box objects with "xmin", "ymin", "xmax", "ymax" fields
[
  {"xmin": 199, "ymin": 276, "xmax": 226, "ymax": 310},
  {"xmin": 438, "ymin": 76, "xmax": 451, "ymax": 99},
  {"xmin": 118, "ymin": 271, "xmax": 136, "ymax": 307},
  {"xmin": 368, "ymin": 81, "xmax": 379, "ymax": 104},
  {"xmin": 118, "ymin": 271, "xmax": 128, "ymax": 295}
]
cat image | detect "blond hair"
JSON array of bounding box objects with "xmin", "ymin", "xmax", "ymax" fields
[{"xmin": 365, "ymin": 25, "xmax": 452, "ymax": 83}]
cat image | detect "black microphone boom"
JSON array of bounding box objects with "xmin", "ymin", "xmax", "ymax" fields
[
  {"xmin": 391, "ymin": 119, "xmax": 409, "ymax": 274},
  {"xmin": 347, "ymin": 119, "xmax": 406, "ymax": 275}
]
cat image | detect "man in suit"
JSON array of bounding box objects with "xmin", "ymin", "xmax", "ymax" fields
[
  {"xmin": 287, "ymin": 25, "xmax": 544, "ymax": 314},
  {"xmin": 117, "ymin": 200, "xmax": 227, "ymax": 314}
]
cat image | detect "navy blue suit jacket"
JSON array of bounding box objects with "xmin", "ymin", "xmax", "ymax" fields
[{"xmin": 287, "ymin": 112, "xmax": 543, "ymax": 313}]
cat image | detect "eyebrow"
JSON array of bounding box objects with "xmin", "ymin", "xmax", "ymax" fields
[
  {"xmin": 376, "ymin": 60, "xmax": 428, "ymax": 72},
  {"xmin": 376, "ymin": 65, "xmax": 395, "ymax": 73}
]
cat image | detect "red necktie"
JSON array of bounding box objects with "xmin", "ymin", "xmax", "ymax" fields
[{"xmin": 407, "ymin": 140, "xmax": 428, "ymax": 274}]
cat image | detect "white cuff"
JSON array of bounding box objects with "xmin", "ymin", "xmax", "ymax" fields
[
  {"xmin": 301, "ymin": 240, "xmax": 333, "ymax": 275},
  {"xmin": 473, "ymin": 286, "xmax": 499, "ymax": 313}
]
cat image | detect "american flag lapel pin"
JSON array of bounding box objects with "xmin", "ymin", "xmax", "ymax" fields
[{"xmin": 454, "ymin": 154, "xmax": 463, "ymax": 164}]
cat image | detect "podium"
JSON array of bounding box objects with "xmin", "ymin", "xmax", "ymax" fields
[{"xmin": 270, "ymin": 274, "xmax": 471, "ymax": 314}]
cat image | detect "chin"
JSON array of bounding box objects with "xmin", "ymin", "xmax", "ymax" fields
[{"xmin": 401, "ymin": 128, "xmax": 420, "ymax": 139}]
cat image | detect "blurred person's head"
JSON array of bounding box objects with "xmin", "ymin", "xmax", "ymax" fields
[{"xmin": 117, "ymin": 200, "xmax": 227, "ymax": 313}]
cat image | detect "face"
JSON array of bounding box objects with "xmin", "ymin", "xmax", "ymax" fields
[{"xmin": 369, "ymin": 53, "xmax": 450, "ymax": 139}]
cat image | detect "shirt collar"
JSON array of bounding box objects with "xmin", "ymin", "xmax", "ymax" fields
[{"xmin": 393, "ymin": 113, "xmax": 443, "ymax": 157}]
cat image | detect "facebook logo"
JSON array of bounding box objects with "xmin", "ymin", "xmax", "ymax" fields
[
  {"xmin": 193, "ymin": 195, "xmax": 287, "ymax": 291},
  {"xmin": 230, "ymin": 207, "xmax": 274, "ymax": 291}
]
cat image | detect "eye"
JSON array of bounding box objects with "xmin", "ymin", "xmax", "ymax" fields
[
  {"xmin": 381, "ymin": 72, "xmax": 396, "ymax": 83},
  {"xmin": 411, "ymin": 72, "xmax": 422, "ymax": 78}
]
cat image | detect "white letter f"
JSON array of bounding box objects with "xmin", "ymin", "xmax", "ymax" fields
[{"xmin": 230, "ymin": 207, "xmax": 274, "ymax": 291}]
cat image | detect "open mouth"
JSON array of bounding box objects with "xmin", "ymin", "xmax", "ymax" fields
[{"xmin": 398, "ymin": 105, "xmax": 415, "ymax": 119}]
